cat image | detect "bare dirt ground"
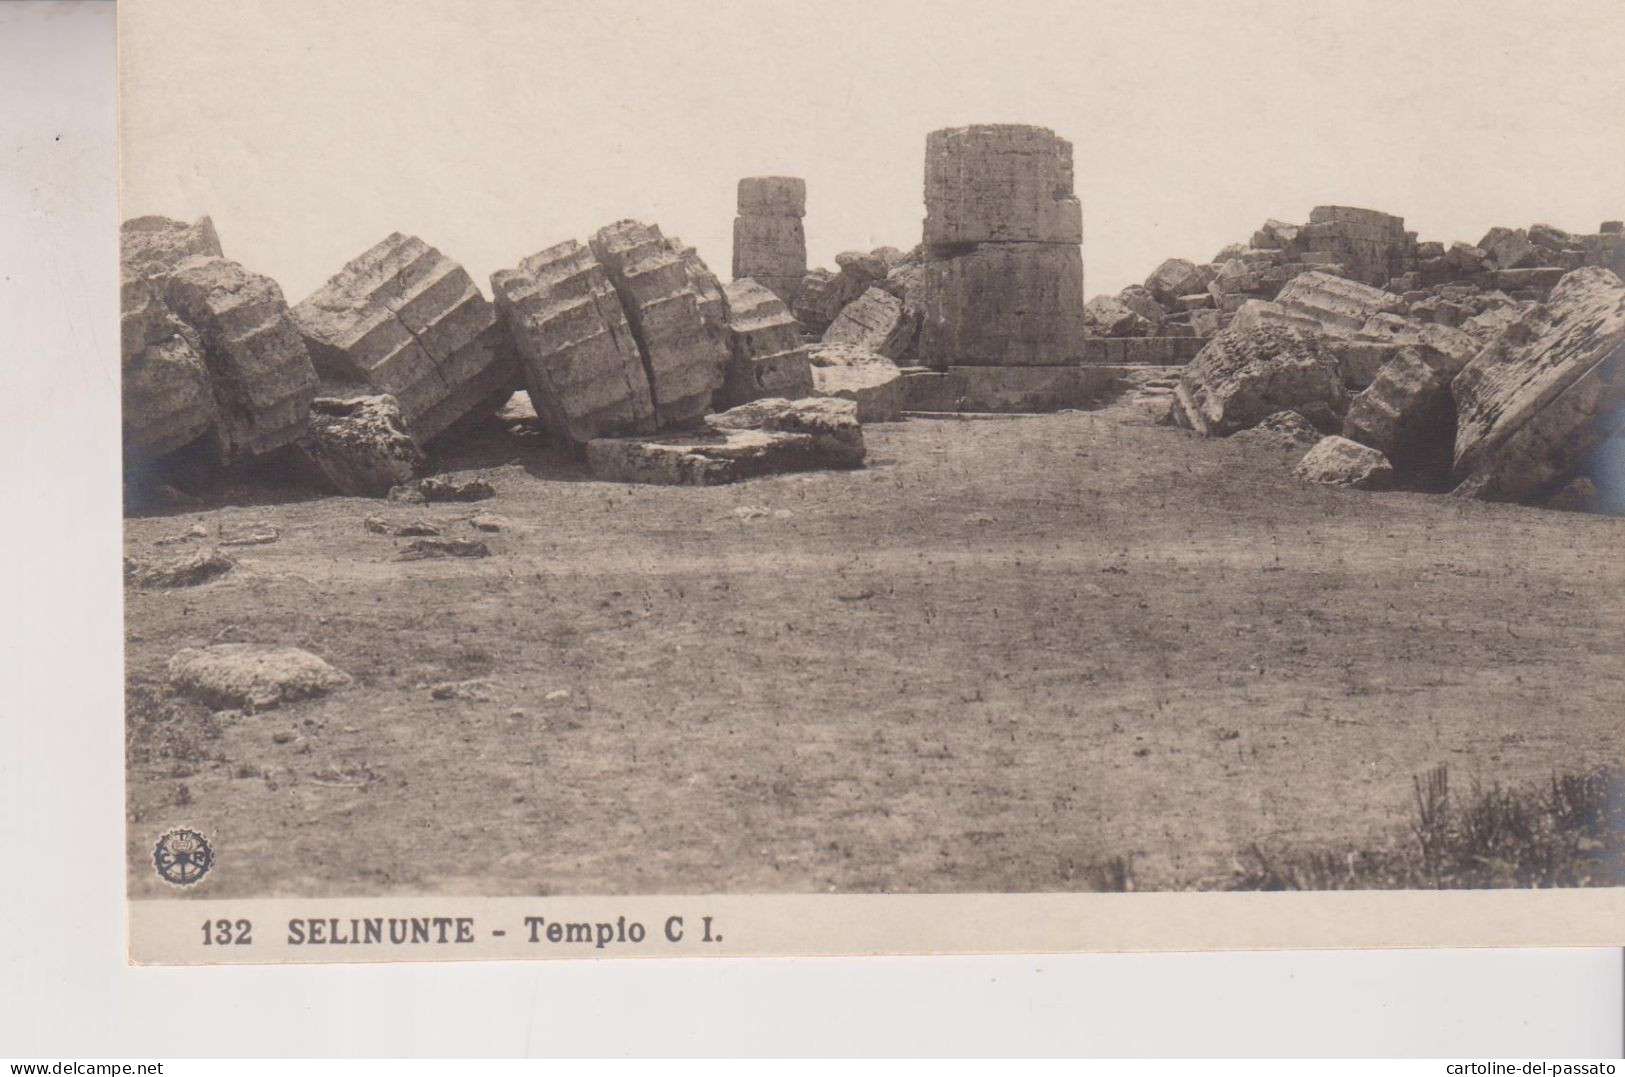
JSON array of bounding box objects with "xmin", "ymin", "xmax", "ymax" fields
[{"xmin": 124, "ymin": 396, "xmax": 1625, "ymax": 897}]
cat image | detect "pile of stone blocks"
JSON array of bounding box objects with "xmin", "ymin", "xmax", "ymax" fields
[
  {"xmin": 916, "ymin": 125, "xmax": 1088, "ymax": 367},
  {"xmin": 292, "ymin": 233, "xmax": 517, "ymax": 446},
  {"xmin": 120, "ymin": 215, "xmax": 318, "ymax": 467},
  {"xmin": 732, "ymin": 177, "xmax": 807, "ymax": 306}
]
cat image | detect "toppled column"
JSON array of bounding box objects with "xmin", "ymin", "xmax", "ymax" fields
[
  {"xmin": 732, "ymin": 177, "xmax": 807, "ymax": 306},
  {"xmin": 719, "ymin": 278, "xmax": 814, "ymax": 406},
  {"xmin": 291, "ymin": 234, "xmax": 517, "ymax": 444},
  {"xmin": 917, "ymin": 125, "xmax": 1088, "ymax": 365},
  {"xmin": 120, "ymin": 272, "xmax": 215, "ymax": 463},
  {"xmin": 590, "ymin": 219, "xmax": 730, "ymax": 427},
  {"xmin": 162, "ymin": 256, "xmax": 321, "ymax": 460},
  {"xmin": 121, "ymin": 215, "xmax": 319, "ymax": 464},
  {"xmin": 490, "ymin": 239, "xmax": 656, "ymax": 444}
]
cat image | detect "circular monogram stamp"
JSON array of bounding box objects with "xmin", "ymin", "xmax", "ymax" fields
[{"xmin": 152, "ymin": 827, "xmax": 214, "ymax": 887}]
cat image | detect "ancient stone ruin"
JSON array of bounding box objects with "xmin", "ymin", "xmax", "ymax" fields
[
  {"xmin": 732, "ymin": 177, "xmax": 807, "ymax": 306},
  {"xmin": 490, "ymin": 239, "xmax": 656, "ymax": 444},
  {"xmin": 291, "ymin": 233, "xmax": 517, "ymax": 446},
  {"xmin": 121, "ymin": 215, "xmax": 318, "ymax": 467},
  {"xmin": 917, "ymin": 125, "xmax": 1088, "ymax": 366},
  {"xmin": 119, "ymin": 123, "xmax": 1625, "ymax": 511}
]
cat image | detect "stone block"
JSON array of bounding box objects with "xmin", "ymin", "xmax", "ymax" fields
[
  {"xmin": 922, "ymin": 124, "xmax": 1082, "ymax": 246},
  {"xmin": 490, "ymin": 239, "xmax": 657, "ymax": 444},
  {"xmin": 164, "ymin": 256, "xmax": 319, "ymax": 460},
  {"xmin": 920, "ymin": 243, "xmax": 1087, "ymax": 363},
  {"xmin": 720, "ymin": 278, "xmax": 814, "ymax": 407},
  {"xmin": 1452, "ymin": 266, "xmax": 1625, "ymax": 501},
  {"xmin": 293, "ymin": 233, "xmax": 516, "ymax": 444},
  {"xmin": 590, "ymin": 219, "xmax": 730, "ymax": 428}
]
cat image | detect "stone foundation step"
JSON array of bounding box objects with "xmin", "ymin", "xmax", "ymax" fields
[{"xmin": 901, "ymin": 364, "xmax": 1186, "ymax": 413}]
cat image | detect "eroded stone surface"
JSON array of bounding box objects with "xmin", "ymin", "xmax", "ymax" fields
[
  {"xmin": 121, "ymin": 273, "xmax": 216, "ymax": 463},
  {"xmin": 920, "ymin": 243, "xmax": 1087, "ymax": 364},
  {"xmin": 293, "ymin": 234, "xmax": 516, "ymax": 443},
  {"xmin": 809, "ymin": 343, "xmax": 904, "ymax": 421},
  {"xmin": 587, "ymin": 396, "xmax": 865, "ymax": 485},
  {"xmin": 590, "ymin": 220, "xmax": 729, "ymax": 428},
  {"xmin": 1172, "ymin": 325, "xmax": 1347, "ymax": 436},
  {"xmin": 490, "ymin": 239, "xmax": 656, "ymax": 444},
  {"xmin": 121, "ymin": 215, "xmax": 223, "ymax": 280},
  {"xmin": 164, "ymin": 256, "xmax": 319, "ymax": 461},
  {"xmin": 1295, "ymin": 435, "xmax": 1395, "ymax": 489},
  {"xmin": 822, "ymin": 286, "xmax": 906, "ymax": 352},
  {"xmin": 923, "ymin": 125, "xmax": 1082, "ymax": 246},
  {"xmin": 721, "ymin": 278, "xmax": 814, "ymax": 406},
  {"xmin": 167, "ymin": 643, "xmax": 351, "ymax": 713},
  {"xmin": 288, "ymin": 393, "xmax": 426, "ymax": 497},
  {"xmin": 1341, "ymin": 346, "xmax": 1458, "ymax": 473},
  {"xmin": 733, "ymin": 176, "xmax": 807, "ymax": 305},
  {"xmin": 1452, "ymin": 267, "xmax": 1625, "ymax": 501}
]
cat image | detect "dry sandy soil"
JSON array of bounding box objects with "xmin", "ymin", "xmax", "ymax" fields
[{"xmin": 124, "ymin": 395, "xmax": 1625, "ymax": 897}]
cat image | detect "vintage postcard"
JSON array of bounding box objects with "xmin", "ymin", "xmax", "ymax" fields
[{"xmin": 119, "ymin": 0, "xmax": 1625, "ymax": 964}]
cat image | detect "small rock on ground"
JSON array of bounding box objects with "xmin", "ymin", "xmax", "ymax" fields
[{"xmin": 166, "ymin": 643, "xmax": 351, "ymax": 712}]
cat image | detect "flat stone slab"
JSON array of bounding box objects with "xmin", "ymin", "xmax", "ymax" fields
[
  {"xmin": 899, "ymin": 365, "xmax": 1130, "ymax": 413},
  {"xmin": 586, "ymin": 397, "xmax": 864, "ymax": 485}
]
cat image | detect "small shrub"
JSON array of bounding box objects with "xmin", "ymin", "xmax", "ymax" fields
[{"xmin": 1230, "ymin": 763, "xmax": 1624, "ymax": 890}]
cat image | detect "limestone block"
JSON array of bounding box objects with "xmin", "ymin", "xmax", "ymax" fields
[
  {"xmin": 164, "ymin": 256, "xmax": 318, "ymax": 460},
  {"xmin": 121, "ymin": 273, "xmax": 216, "ymax": 463},
  {"xmin": 1295, "ymin": 436, "xmax": 1394, "ymax": 489},
  {"xmin": 288, "ymin": 393, "xmax": 426, "ymax": 497},
  {"xmin": 922, "ymin": 124, "xmax": 1082, "ymax": 246},
  {"xmin": 121, "ymin": 215, "xmax": 223, "ymax": 280},
  {"xmin": 822, "ymin": 286, "xmax": 906, "ymax": 353},
  {"xmin": 1171, "ymin": 325, "xmax": 1348, "ymax": 436},
  {"xmin": 293, "ymin": 233, "xmax": 516, "ymax": 443},
  {"xmin": 720, "ymin": 278, "xmax": 814, "ymax": 407},
  {"xmin": 490, "ymin": 239, "xmax": 656, "ymax": 444},
  {"xmin": 808, "ymin": 343, "xmax": 903, "ymax": 421},
  {"xmin": 919, "ymin": 243, "xmax": 1087, "ymax": 363},
  {"xmin": 1341, "ymin": 346, "xmax": 1458, "ymax": 472},
  {"xmin": 1452, "ymin": 267, "xmax": 1625, "ymax": 501},
  {"xmin": 590, "ymin": 220, "xmax": 730, "ymax": 428}
]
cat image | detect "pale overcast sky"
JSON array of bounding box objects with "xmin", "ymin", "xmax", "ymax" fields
[{"xmin": 122, "ymin": 0, "xmax": 1625, "ymax": 303}]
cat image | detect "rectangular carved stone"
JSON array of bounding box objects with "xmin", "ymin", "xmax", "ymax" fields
[
  {"xmin": 292, "ymin": 234, "xmax": 517, "ymax": 444},
  {"xmin": 919, "ymin": 243, "xmax": 1087, "ymax": 364},
  {"xmin": 821, "ymin": 286, "xmax": 906, "ymax": 353},
  {"xmin": 923, "ymin": 125, "xmax": 1082, "ymax": 247},
  {"xmin": 590, "ymin": 219, "xmax": 730, "ymax": 428},
  {"xmin": 490, "ymin": 239, "xmax": 656, "ymax": 444},
  {"xmin": 720, "ymin": 278, "xmax": 814, "ymax": 406}
]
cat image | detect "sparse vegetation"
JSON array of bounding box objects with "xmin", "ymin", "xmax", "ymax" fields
[{"xmin": 1230, "ymin": 764, "xmax": 1624, "ymax": 890}]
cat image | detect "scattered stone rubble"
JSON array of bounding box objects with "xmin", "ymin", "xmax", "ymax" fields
[
  {"xmin": 732, "ymin": 177, "xmax": 807, "ymax": 306},
  {"xmin": 288, "ymin": 394, "xmax": 427, "ymax": 498}
]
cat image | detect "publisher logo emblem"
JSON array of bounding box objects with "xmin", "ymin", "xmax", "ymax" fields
[{"xmin": 153, "ymin": 827, "xmax": 214, "ymax": 886}]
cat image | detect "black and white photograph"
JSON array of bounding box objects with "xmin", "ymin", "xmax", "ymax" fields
[{"xmin": 112, "ymin": 0, "xmax": 1624, "ymax": 962}]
